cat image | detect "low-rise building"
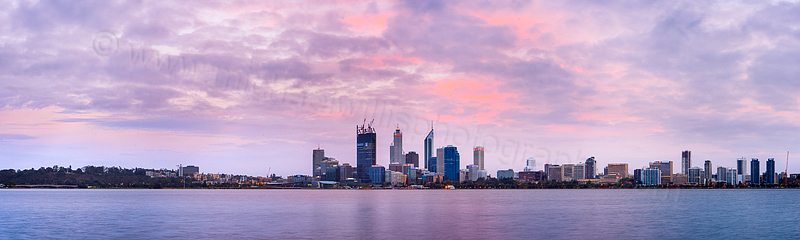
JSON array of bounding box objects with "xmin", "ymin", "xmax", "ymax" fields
[{"xmin": 497, "ymin": 169, "xmax": 514, "ymax": 179}]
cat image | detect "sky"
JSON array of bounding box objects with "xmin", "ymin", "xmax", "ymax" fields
[{"xmin": 2, "ymin": 0, "xmax": 800, "ymax": 177}]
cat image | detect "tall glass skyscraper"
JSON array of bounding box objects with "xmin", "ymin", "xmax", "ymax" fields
[
  {"xmin": 736, "ymin": 157, "xmax": 747, "ymax": 175},
  {"xmin": 312, "ymin": 148, "xmax": 324, "ymax": 177},
  {"xmin": 369, "ymin": 165, "xmax": 385, "ymax": 183},
  {"xmin": 424, "ymin": 126, "xmax": 434, "ymax": 171},
  {"xmin": 704, "ymin": 160, "xmax": 712, "ymax": 184},
  {"xmin": 766, "ymin": 158, "xmax": 776, "ymax": 184},
  {"xmin": 682, "ymin": 150, "xmax": 691, "ymax": 175},
  {"xmin": 357, "ymin": 120, "xmax": 376, "ymax": 183},
  {"xmin": 442, "ymin": 145, "xmax": 460, "ymax": 181},
  {"xmin": 750, "ymin": 158, "xmax": 760, "ymax": 185}
]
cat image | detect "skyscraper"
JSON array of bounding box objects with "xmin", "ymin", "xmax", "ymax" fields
[
  {"xmin": 473, "ymin": 146, "xmax": 485, "ymax": 170},
  {"xmin": 390, "ymin": 126, "xmax": 403, "ymax": 164},
  {"xmin": 405, "ymin": 151, "xmax": 419, "ymax": 167},
  {"xmin": 313, "ymin": 148, "xmax": 324, "ymax": 177},
  {"xmin": 585, "ymin": 157, "xmax": 596, "ymax": 179},
  {"xmin": 339, "ymin": 163, "xmax": 353, "ymax": 182},
  {"xmin": 766, "ymin": 158, "xmax": 776, "ymax": 185},
  {"xmin": 321, "ymin": 159, "xmax": 339, "ymax": 181},
  {"xmin": 704, "ymin": 160, "xmax": 712, "ymax": 184},
  {"xmin": 716, "ymin": 166, "xmax": 728, "ymax": 183},
  {"xmin": 429, "ymin": 157, "xmax": 437, "ymax": 173},
  {"xmin": 442, "ymin": 145, "xmax": 460, "ymax": 181},
  {"xmin": 436, "ymin": 147, "xmax": 445, "ymax": 174},
  {"xmin": 544, "ymin": 163, "xmax": 550, "ymax": 176},
  {"xmin": 726, "ymin": 168, "xmax": 738, "ymax": 185},
  {"xmin": 369, "ymin": 165, "xmax": 385, "ymax": 183},
  {"xmin": 736, "ymin": 157, "xmax": 747, "ymax": 175},
  {"xmin": 424, "ymin": 125, "xmax": 434, "ymax": 171},
  {"xmin": 357, "ymin": 120, "xmax": 377, "ymax": 183},
  {"xmin": 682, "ymin": 150, "xmax": 691, "ymax": 175},
  {"xmin": 750, "ymin": 158, "xmax": 760, "ymax": 185},
  {"xmin": 688, "ymin": 167, "xmax": 702, "ymax": 184}
]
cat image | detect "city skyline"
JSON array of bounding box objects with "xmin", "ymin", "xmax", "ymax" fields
[
  {"xmin": 3, "ymin": 1, "xmax": 800, "ymax": 177},
  {"xmin": 313, "ymin": 121, "xmax": 795, "ymax": 180}
]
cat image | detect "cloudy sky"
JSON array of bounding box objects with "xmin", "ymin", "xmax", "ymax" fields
[{"xmin": 2, "ymin": 0, "xmax": 800, "ymax": 176}]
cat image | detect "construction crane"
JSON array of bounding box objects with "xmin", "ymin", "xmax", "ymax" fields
[{"xmin": 786, "ymin": 151, "xmax": 789, "ymax": 186}]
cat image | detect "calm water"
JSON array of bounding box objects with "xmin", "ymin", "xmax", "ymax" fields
[{"xmin": 1, "ymin": 189, "xmax": 798, "ymax": 239}]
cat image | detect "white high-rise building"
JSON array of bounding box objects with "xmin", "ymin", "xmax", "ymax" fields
[
  {"xmin": 726, "ymin": 168, "xmax": 739, "ymax": 185},
  {"xmin": 468, "ymin": 165, "xmax": 480, "ymax": 181},
  {"xmin": 473, "ymin": 146, "xmax": 485, "ymax": 170},
  {"xmin": 523, "ymin": 158, "xmax": 537, "ymax": 172},
  {"xmin": 390, "ymin": 126, "xmax": 403, "ymax": 164}
]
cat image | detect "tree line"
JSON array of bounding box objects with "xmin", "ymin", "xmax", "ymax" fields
[{"xmin": 0, "ymin": 165, "xmax": 184, "ymax": 188}]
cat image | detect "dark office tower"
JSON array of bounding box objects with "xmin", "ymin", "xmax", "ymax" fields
[
  {"xmin": 424, "ymin": 125, "xmax": 434, "ymax": 171},
  {"xmin": 682, "ymin": 151, "xmax": 691, "ymax": 175},
  {"xmin": 313, "ymin": 148, "xmax": 324, "ymax": 177},
  {"xmin": 704, "ymin": 160, "xmax": 712, "ymax": 184},
  {"xmin": 339, "ymin": 163, "xmax": 353, "ymax": 182},
  {"xmin": 321, "ymin": 159, "xmax": 339, "ymax": 181},
  {"xmin": 544, "ymin": 163, "xmax": 550, "ymax": 177},
  {"xmin": 182, "ymin": 165, "xmax": 199, "ymax": 175},
  {"xmin": 429, "ymin": 157, "xmax": 437, "ymax": 173},
  {"xmin": 390, "ymin": 126, "xmax": 403, "ymax": 164},
  {"xmin": 585, "ymin": 157, "xmax": 596, "ymax": 179},
  {"xmin": 633, "ymin": 169, "xmax": 643, "ymax": 185},
  {"xmin": 357, "ymin": 120, "xmax": 377, "ymax": 183},
  {"xmin": 736, "ymin": 157, "xmax": 747, "ymax": 175},
  {"xmin": 766, "ymin": 158, "xmax": 776, "ymax": 185},
  {"xmin": 405, "ymin": 151, "xmax": 419, "ymax": 167},
  {"xmin": 443, "ymin": 145, "xmax": 460, "ymax": 181},
  {"xmin": 750, "ymin": 158, "xmax": 760, "ymax": 185}
]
